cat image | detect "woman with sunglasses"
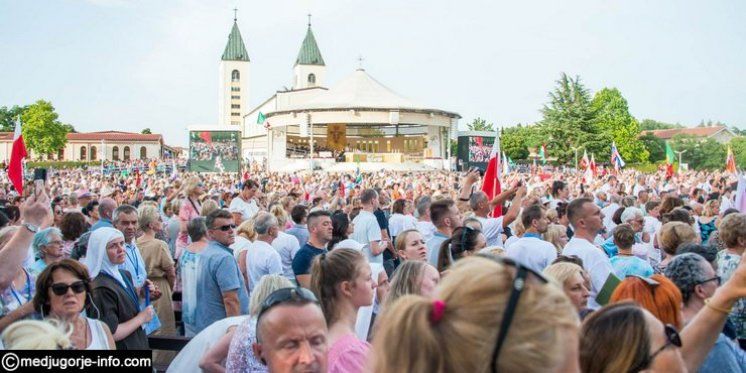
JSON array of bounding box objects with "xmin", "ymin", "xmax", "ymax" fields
[
  {"xmin": 310, "ymin": 248, "xmax": 376, "ymax": 373},
  {"xmin": 32, "ymin": 259, "xmax": 114, "ymax": 349},
  {"xmin": 372, "ymin": 255, "xmax": 579, "ymax": 372},
  {"xmin": 436, "ymin": 226, "xmax": 486, "ymax": 273},
  {"xmin": 84, "ymin": 227, "xmax": 154, "ymax": 350},
  {"xmin": 27, "ymin": 227, "xmax": 65, "ymax": 277}
]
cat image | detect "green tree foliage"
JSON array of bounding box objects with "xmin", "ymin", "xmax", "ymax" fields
[
  {"xmin": 640, "ymin": 134, "xmax": 666, "ymax": 163},
  {"xmin": 639, "ymin": 119, "xmax": 683, "ymax": 131},
  {"xmin": 502, "ymin": 124, "xmax": 542, "ymax": 160},
  {"xmin": 730, "ymin": 137, "xmax": 746, "ymax": 168},
  {"xmin": 141, "ymin": 128, "xmax": 152, "ymax": 134},
  {"xmin": 20, "ymin": 100, "xmax": 70, "ymax": 158},
  {"xmin": 591, "ymin": 88, "xmax": 649, "ymax": 163},
  {"xmin": 0, "ymin": 105, "xmax": 28, "ymax": 131},
  {"xmin": 669, "ymin": 135, "xmax": 726, "ymax": 170},
  {"xmin": 539, "ymin": 73, "xmax": 609, "ymax": 164},
  {"xmin": 466, "ymin": 117, "xmax": 495, "ymax": 132}
]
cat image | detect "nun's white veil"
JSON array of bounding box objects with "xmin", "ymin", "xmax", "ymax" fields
[{"xmin": 82, "ymin": 227, "xmax": 127, "ymax": 288}]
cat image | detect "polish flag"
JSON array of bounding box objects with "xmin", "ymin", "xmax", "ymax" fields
[
  {"xmin": 480, "ymin": 132, "xmax": 502, "ymax": 217},
  {"xmin": 8, "ymin": 117, "xmax": 27, "ymax": 195}
]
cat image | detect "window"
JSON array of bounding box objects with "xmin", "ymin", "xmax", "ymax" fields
[
  {"xmin": 231, "ymin": 121, "xmax": 240, "ymax": 126},
  {"xmin": 231, "ymin": 87, "xmax": 241, "ymax": 92},
  {"xmin": 231, "ymin": 70, "xmax": 240, "ymax": 82},
  {"xmin": 231, "ymin": 104, "xmax": 240, "ymax": 109},
  {"xmin": 231, "ymin": 112, "xmax": 240, "ymax": 116},
  {"xmin": 112, "ymin": 146, "xmax": 119, "ymax": 161},
  {"xmin": 58, "ymin": 149, "xmax": 64, "ymax": 160},
  {"xmin": 80, "ymin": 147, "xmax": 87, "ymax": 160},
  {"xmin": 231, "ymin": 95, "xmax": 240, "ymax": 100},
  {"xmin": 123, "ymin": 146, "xmax": 131, "ymax": 161},
  {"xmin": 308, "ymin": 73, "xmax": 316, "ymax": 84},
  {"xmin": 140, "ymin": 146, "xmax": 147, "ymax": 159},
  {"xmin": 90, "ymin": 146, "xmax": 97, "ymax": 161}
]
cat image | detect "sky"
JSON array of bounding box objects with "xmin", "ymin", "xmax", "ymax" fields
[{"xmin": 1, "ymin": 0, "xmax": 744, "ymax": 146}]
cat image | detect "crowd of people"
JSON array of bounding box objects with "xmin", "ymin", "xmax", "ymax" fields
[{"xmin": 0, "ymin": 164, "xmax": 744, "ymax": 372}]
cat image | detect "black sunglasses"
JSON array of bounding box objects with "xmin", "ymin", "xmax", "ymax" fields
[
  {"xmin": 51, "ymin": 281, "xmax": 86, "ymax": 296},
  {"xmin": 696, "ymin": 276, "xmax": 721, "ymax": 286},
  {"xmin": 481, "ymin": 255, "xmax": 549, "ymax": 373},
  {"xmin": 256, "ymin": 287, "xmax": 318, "ymax": 323},
  {"xmin": 633, "ymin": 324, "xmax": 682, "ymax": 372},
  {"xmin": 212, "ymin": 224, "xmax": 237, "ymax": 231}
]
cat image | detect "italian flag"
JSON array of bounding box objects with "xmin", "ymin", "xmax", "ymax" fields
[
  {"xmin": 8, "ymin": 117, "xmax": 27, "ymax": 195},
  {"xmin": 665, "ymin": 142, "xmax": 676, "ymax": 178}
]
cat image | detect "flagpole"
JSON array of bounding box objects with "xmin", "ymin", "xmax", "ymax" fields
[{"xmin": 101, "ymin": 139, "xmax": 105, "ymax": 174}]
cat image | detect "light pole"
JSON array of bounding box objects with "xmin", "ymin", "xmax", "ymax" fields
[
  {"xmin": 675, "ymin": 150, "xmax": 687, "ymax": 174},
  {"xmin": 571, "ymin": 146, "xmax": 582, "ymax": 171}
]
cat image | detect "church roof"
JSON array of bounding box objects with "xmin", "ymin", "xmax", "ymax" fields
[
  {"xmin": 285, "ymin": 69, "xmax": 459, "ymax": 118},
  {"xmin": 222, "ymin": 21, "xmax": 250, "ymax": 62},
  {"xmin": 295, "ymin": 26, "xmax": 325, "ymax": 66}
]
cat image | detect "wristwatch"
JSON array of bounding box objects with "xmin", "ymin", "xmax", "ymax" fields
[{"xmin": 22, "ymin": 222, "xmax": 40, "ymax": 233}]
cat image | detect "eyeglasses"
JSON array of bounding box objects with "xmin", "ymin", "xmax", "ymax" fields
[
  {"xmin": 696, "ymin": 276, "xmax": 721, "ymax": 286},
  {"xmin": 50, "ymin": 281, "xmax": 86, "ymax": 296},
  {"xmin": 256, "ymin": 287, "xmax": 318, "ymax": 324},
  {"xmin": 484, "ymin": 255, "xmax": 549, "ymax": 373},
  {"xmin": 212, "ymin": 224, "xmax": 236, "ymax": 231},
  {"xmin": 634, "ymin": 324, "xmax": 683, "ymax": 372}
]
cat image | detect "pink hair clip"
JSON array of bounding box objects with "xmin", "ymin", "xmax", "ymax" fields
[{"xmin": 430, "ymin": 299, "xmax": 446, "ymax": 324}]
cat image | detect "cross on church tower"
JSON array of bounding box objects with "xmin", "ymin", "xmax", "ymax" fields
[
  {"xmin": 357, "ymin": 55, "xmax": 364, "ymax": 70},
  {"xmin": 233, "ymin": 8, "xmax": 238, "ymax": 21},
  {"xmin": 307, "ymin": 14, "xmax": 312, "ymax": 28}
]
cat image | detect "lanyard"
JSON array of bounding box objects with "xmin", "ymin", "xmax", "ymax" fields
[
  {"xmin": 101, "ymin": 272, "xmax": 139, "ymax": 309},
  {"xmin": 10, "ymin": 269, "xmax": 31, "ymax": 306},
  {"xmin": 125, "ymin": 245, "xmax": 140, "ymax": 278}
]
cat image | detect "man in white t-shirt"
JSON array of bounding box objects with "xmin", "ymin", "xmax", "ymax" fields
[
  {"xmin": 272, "ymin": 227, "xmax": 301, "ymax": 281},
  {"xmin": 470, "ymin": 186, "xmax": 525, "ymax": 248},
  {"xmin": 414, "ymin": 196, "xmax": 436, "ymax": 242},
  {"xmin": 601, "ymin": 194, "xmax": 621, "ymax": 233},
  {"xmin": 563, "ymin": 197, "xmax": 613, "ymax": 310},
  {"xmin": 229, "ymin": 180, "xmax": 260, "ymax": 222},
  {"xmin": 351, "ymin": 189, "xmax": 384, "ymax": 264},
  {"xmin": 245, "ymin": 212, "xmax": 283, "ymax": 295},
  {"xmin": 505, "ymin": 204, "xmax": 556, "ymax": 272}
]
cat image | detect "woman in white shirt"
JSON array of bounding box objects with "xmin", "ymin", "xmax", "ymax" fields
[{"xmin": 388, "ymin": 199, "xmax": 417, "ymax": 242}]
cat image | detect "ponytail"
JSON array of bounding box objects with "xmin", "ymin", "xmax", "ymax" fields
[
  {"xmin": 309, "ymin": 248, "xmax": 364, "ymax": 324},
  {"xmin": 437, "ymin": 237, "xmax": 454, "ymax": 272}
]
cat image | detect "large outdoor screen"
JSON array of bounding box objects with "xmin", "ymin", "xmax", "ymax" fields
[
  {"xmin": 188, "ymin": 130, "xmax": 241, "ymax": 172},
  {"xmin": 468, "ymin": 136, "xmax": 494, "ymax": 163}
]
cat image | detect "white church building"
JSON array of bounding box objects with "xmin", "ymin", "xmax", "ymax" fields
[{"xmin": 212, "ymin": 16, "xmax": 460, "ymax": 171}]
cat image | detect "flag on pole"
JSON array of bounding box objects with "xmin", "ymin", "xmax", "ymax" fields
[
  {"xmin": 481, "ymin": 132, "xmax": 503, "ymax": 217},
  {"xmin": 726, "ymin": 145, "xmax": 737, "ymax": 174},
  {"xmin": 501, "ymin": 151, "xmax": 510, "ymax": 175},
  {"xmin": 611, "ymin": 142, "xmax": 625, "ymax": 171},
  {"xmin": 665, "ymin": 142, "xmax": 676, "ymax": 178},
  {"xmin": 8, "ymin": 116, "xmax": 27, "ymax": 195},
  {"xmin": 580, "ymin": 149, "xmax": 589, "ymax": 170},
  {"xmin": 257, "ymin": 112, "xmax": 266, "ymax": 125},
  {"xmin": 538, "ymin": 144, "xmax": 547, "ymax": 165},
  {"xmin": 590, "ymin": 154, "xmax": 597, "ymax": 176}
]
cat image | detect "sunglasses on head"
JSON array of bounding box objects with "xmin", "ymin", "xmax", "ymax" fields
[
  {"xmin": 213, "ymin": 224, "xmax": 236, "ymax": 231},
  {"xmin": 256, "ymin": 287, "xmax": 318, "ymax": 323},
  {"xmin": 51, "ymin": 281, "xmax": 86, "ymax": 296},
  {"xmin": 477, "ymin": 254, "xmax": 549, "ymax": 373}
]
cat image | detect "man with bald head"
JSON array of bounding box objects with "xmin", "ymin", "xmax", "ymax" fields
[
  {"xmin": 253, "ymin": 288, "xmax": 327, "ymax": 373},
  {"xmin": 91, "ymin": 197, "xmax": 117, "ymax": 231}
]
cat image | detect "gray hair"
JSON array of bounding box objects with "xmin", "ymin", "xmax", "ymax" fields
[
  {"xmin": 112, "ymin": 204, "xmax": 137, "ymax": 223},
  {"xmin": 32, "ymin": 227, "xmax": 62, "ymax": 258},
  {"xmin": 664, "ymin": 253, "xmax": 710, "ymax": 304},
  {"xmin": 253, "ymin": 212, "xmax": 278, "ymax": 235},
  {"xmin": 360, "ymin": 189, "xmax": 378, "ymax": 205},
  {"xmin": 187, "ymin": 217, "xmax": 208, "ymax": 242},
  {"xmin": 416, "ymin": 196, "xmax": 431, "ymax": 217},
  {"xmin": 620, "ymin": 207, "xmax": 643, "ymax": 223},
  {"xmin": 469, "ymin": 191, "xmax": 488, "ymax": 211}
]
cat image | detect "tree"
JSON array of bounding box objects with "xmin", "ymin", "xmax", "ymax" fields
[
  {"xmin": 502, "ymin": 124, "xmax": 542, "ymax": 160},
  {"xmin": 539, "ymin": 73, "xmax": 608, "ymax": 164},
  {"xmin": 21, "ymin": 100, "xmax": 69, "ymax": 158},
  {"xmin": 669, "ymin": 135, "xmax": 726, "ymax": 170},
  {"xmin": 466, "ymin": 117, "xmax": 495, "ymax": 132},
  {"xmin": 639, "ymin": 119, "xmax": 683, "ymax": 131},
  {"xmin": 0, "ymin": 105, "xmax": 28, "ymax": 132},
  {"xmin": 730, "ymin": 137, "xmax": 746, "ymax": 168},
  {"xmin": 141, "ymin": 128, "xmax": 152, "ymax": 134},
  {"xmin": 591, "ymin": 88, "xmax": 649, "ymax": 163},
  {"xmin": 640, "ymin": 134, "xmax": 666, "ymax": 163},
  {"xmin": 62, "ymin": 124, "xmax": 77, "ymax": 133}
]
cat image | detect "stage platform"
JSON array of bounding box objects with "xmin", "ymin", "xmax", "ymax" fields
[{"xmin": 274, "ymin": 159, "xmax": 448, "ymax": 173}]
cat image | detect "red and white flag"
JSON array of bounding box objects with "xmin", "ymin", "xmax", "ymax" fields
[
  {"xmin": 481, "ymin": 131, "xmax": 502, "ymax": 217},
  {"xmin": 580, "ymin": 149, "xmax": 589, "ymax": 170},
  {"xmin": 8, "ymin": 116, "xmax": 27, "ymax": 195}
]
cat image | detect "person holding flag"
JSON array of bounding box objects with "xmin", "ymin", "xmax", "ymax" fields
[
  {"xmin": 610, "ymin": 142, "xmax": 625, "ymax": 173},
  {"xmin": 726, "ymin": 145, "xmax": 737, "ymax": 174}
]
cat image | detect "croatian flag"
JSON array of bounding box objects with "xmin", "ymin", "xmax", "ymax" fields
[
  {"xmin": 481, "ymin": 132, "xmax": 502, "ymax": 217},
  {"xmin": 8, "ymin": 116, "xmax": 27, "ymax": 195},
  {"xmin": 611, "ymin": 142, "xmax": 625, "ymax": 171}
]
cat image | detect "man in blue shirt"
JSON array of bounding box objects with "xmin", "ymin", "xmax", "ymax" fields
[
  {"xmin": 292, "ymin": 210, "xmax": 332, "ymax": 288},
  {"xmin": 114, "ymin": 205, "xmax": 148, "ymax": 288},
  {"xmin": 286, "ymin": 205, "xmax": 310, "ymax": 248},
  {"xmin": 90, "ymin": 198, "xmax": 116, "ymax": 231},
  {"xmin": 426, "ymin": 199, "xmax": 462, "ymax": 266},
  {"xmin": 195, "ymin": 209, "xmax": 250, "ymax": 333}
]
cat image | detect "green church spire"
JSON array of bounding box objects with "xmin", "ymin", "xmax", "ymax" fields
[
  {"xmin": 222, "ymin": 15, "xmax": 250, "ymax": 62},
  {"xmin": 295, "ymin": 16, "xmax": 325, "ymax": 66}
]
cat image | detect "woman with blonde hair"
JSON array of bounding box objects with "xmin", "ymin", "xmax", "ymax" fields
[
  {"xmin": 200, "ymin": 199, "xmax": 219, "ymax": 217},
  {"xmin": 385, "ymin": 260, "xmax": 439, "ymax": 308},
  {"xmin": 1, "ymin": 319, "xmax": 72, "ymax": 350},
  {"xmin": 543, "ymin": 262, "xmax": 590, "ymax": 315},
  {"xmin": 543, "ymin": 224, "xmax": 569, "ymax": 254},
  {"xmin": 698, "ymin": 199, "xmax": 719, "ymax": 244},
  {"xmin": 176, "ymin": 176, "xmax": 205, "ymax": 259},
  {"xmin": 658, "ymin": 222, "xmax": 698, "ymax": 272},
  {"xmin": 234, "ymin": 217, "xmax": 257, "ymax": 290},
  {"xmin": 372, "ymin": 256, "xmax": 579, "ymax": 372}
]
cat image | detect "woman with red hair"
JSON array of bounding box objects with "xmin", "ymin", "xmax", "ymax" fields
[{"xmin": 610, "ymin": 274, "xmax": 683, "ymax": 329}]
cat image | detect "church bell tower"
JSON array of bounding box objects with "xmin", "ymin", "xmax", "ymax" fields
[
  {"xmin": 219, "ymin": 9, "xmax": 250, "ymax": 126},
  {"xmin": 293, "ymin": 15, "xmax": 326, "ymax": 90}
]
